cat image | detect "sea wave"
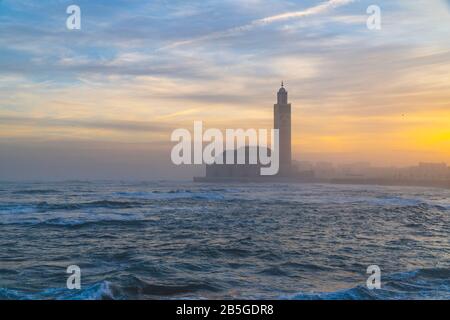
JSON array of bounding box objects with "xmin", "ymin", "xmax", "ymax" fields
[
  {"xmin": 114, "ymin": 190, "xmax": 225, "ymax": 201},
  {"xmin": 0, "ymin": 277, "xmax": 221, "ymax": 300},
  {"xmin": 285, "ymin": 268, "xmax": 450, "ymax": 300},
  {"xmin": 0, "ymin": 281, "xmax": 115, "ymax": 300},
  {"xmin": 1, "ymin": 182, "xmax": 449, "ymax": 300},
  {"xmin": 12, "ymin": 189, "xmax": 61, "ymax": 195},
  {"xmin": 372, "ymin": 195, "xmax": 450, "ymax": 210},
  {"xmin": 1, "ymin": 268, "xmax": 448, "ymax": 300},
  {"xmin": 35, "ymin": 200, "xmax": 145, "ymax": 211},
  {"xmin": 0, "ymin": 200, "xmax": 146, "ymax": 215}
]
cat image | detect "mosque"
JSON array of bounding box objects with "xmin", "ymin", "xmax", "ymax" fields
[{"xmin": 194, "ymin": 83, "xmax": 314, "ymax": 182}]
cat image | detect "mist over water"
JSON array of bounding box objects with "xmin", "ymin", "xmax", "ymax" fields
[{"xmin": 0, "ymin": 181, "xmax": 449, "ymax": 299}]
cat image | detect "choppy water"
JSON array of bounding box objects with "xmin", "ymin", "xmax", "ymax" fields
[{"xmin": 0, "ymin": 181, "xmax": 449, "ymax": 300}]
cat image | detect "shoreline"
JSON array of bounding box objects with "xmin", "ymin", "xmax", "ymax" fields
[{"xmin": 194, "ymin": 176, "xmax": 450, "ymax": 190}]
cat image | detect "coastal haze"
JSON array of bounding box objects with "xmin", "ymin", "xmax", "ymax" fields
[{"xmin": 1, "ymin": 0, "xmax": 450, "ymax": 180}]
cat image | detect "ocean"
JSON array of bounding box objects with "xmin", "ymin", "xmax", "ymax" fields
[{"xmin": 0, "ymin": 181, "xmax": 449, "ymax": 300}]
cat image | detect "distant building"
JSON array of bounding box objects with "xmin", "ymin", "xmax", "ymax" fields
[
  {"xmin": 205, "ymin": 146, "xmax": 271, "ymax": 178},
  {"xmin": 406, "ymin": 162, "xmax": 449, "ymax": 181},
  {"xmin": 313, "ymin": 162, "xmax": 336, "ymax": 179},
  {"xmin": 313, "ymin": 161, "xmax": 450, "ymax": 188}
]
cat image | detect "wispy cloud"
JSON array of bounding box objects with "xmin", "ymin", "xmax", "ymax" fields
[
  {"xmin": 0, "ymin": 115, "xmax": 172, "ymax": 133},
  {"xmin": 254, "ymin": 0, "xmax": 354, "ymax": 24},
  {"xmin": 161, "ymin": 0, "xmax": 354, "ymax": 50}
]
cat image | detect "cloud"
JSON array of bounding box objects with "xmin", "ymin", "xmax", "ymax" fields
[
  {"xmin": 1, "ymin": 0, "xmax": 450, "ymax": 177},
  {"xmin": 253, "ymin": 0, "xmax": 354, "ymax": 24},
  {"xmin": 160, "ymin": 0, "xmax": 355, "ymax": 50},
  {"xmin": 0, "ymin": 115, "xmax": 172, "ymax": 133}
]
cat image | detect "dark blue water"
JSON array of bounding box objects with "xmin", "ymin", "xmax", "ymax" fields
[{"xmin": 0, "ymin": 181, "xmax": 449, "ymax": 300}]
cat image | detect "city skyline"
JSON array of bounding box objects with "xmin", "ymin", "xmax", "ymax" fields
[{"xmin": 1, "ymin": 0, "xmax": 450, "ymax": 180}]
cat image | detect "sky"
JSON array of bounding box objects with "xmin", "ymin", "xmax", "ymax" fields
[{"xmin": 0, "ymin": 0, "xmax": 450, "ymax": 180}]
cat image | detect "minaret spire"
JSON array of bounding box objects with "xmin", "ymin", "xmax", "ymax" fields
[
  {"xmin": 277, "ymin": 81, "xmax": 288, "ymax": 105},
  {"xmin": 274, "ymin": 83, "xmax": 291, "ymax": 175}
]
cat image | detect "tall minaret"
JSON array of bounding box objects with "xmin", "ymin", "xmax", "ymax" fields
[{"xmin": 274, "ymin": 81, "xmax": 292, "ymax": 175}]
